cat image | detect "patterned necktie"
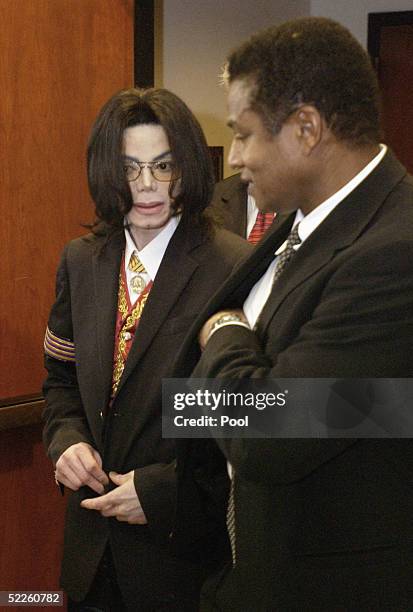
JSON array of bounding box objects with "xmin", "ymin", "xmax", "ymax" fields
[
  {"xmin": 248, "ymin": 211, "xmax": 275, "ymax": 244},
  {"xmin": 271, "ymin": 224, "xmax": 301, "ymax": 286},
  {"xmin": 128, "ymin": 252, "xmax": 147, "ymax": 295},
  {"xmin": 226, "ymin": 224, "xmax": 301, "ymax": 567},
  {"xmin": 227, "ymin": 478, "xmax": 237, "ymax": 566},
  {"xmin": 128, "ymin": 252, "xmax": 146, "ymax": 274}
]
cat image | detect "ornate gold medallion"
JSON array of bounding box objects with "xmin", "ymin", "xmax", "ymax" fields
[{"xmin": 131, "ymin": 274, "xmax": 146, "ymax": 294}]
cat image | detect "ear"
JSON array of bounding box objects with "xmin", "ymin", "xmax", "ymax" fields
[{"xmin": 293, "ymin": 105, "xmax": 323, "ymax": 154}]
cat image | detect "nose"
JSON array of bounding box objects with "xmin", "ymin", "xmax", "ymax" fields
[
  {"xmin": 136, "ymin": 166, "xmax": 156, "ymax": 191},
  {"xmin": 228, "ymin": 139, "xmax": 242, "ymax": 170}
]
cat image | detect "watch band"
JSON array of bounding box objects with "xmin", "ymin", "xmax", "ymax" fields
[{"xmin": 207, "ymin": 313, "xmax": 251, "ymax": 343}]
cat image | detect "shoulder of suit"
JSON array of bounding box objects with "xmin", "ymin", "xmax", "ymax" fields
[
  {"xmin": 213, "ymin": 173, "xmax": 244, "ymax": 199},
  {"xmin": 65, "ymin": 228, "xmax": 123, "ymax": 260},
  {"xmin": 195, "ymin": 226, "xmax": 252, "ymax": 264},
  {"xmin": 67, "ymin": 231, "xmax": 99, "ymax": 250}
]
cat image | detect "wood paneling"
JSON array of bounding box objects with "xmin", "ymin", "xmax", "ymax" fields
[
  {"xmin": 0, "ymin": 0, "xmax": 134, "ymax": 400},
  {"xmin": 0, "ymin": 397, "xmax": 44, "ymax": 431},
  {"xmin": 0, "ymin": 424, "xmax": 66, "ymax": 594},
  {"xmin": 368, "ymin": 11, "xmax": 413, "ymax": 174},
  {"xmin": 378, "ymin": 24, "xmax": 413, "ymax": 174},
  {"xmin": 0, "ymin": 0, "xmax": 136, "ymax": 601}
]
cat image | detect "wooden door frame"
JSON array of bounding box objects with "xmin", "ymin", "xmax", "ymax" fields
[
  {"xmin": 368, "ymin": 11, "xmax": 413, "ymax": 68},
  {"xmin": 134, "ymin": 0, "xmax": 155, "ymax": 87}
]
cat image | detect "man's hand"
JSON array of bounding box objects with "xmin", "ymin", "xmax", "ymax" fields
[
  {"xmin": 80, "ymin": 471, "xmax": 148, "ymax": 525},
  {"xmin": 55, "ymin": 442, "xmax": 109, "ymax": 494},
  {"xmin": 199, "ymin": 309, "xmax": 249, "ymax": 350}
]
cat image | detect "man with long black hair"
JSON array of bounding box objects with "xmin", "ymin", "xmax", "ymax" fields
[{"xmin": 43, "ymin": 88, "xmax": 249, "ymax": 611}]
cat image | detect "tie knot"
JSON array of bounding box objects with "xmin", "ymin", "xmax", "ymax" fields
[{"xmin": 128, "ymin": 252, "xmax": 146, "ymax": 274}]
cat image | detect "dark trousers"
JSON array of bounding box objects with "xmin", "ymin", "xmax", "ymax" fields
[
  {"xmin": 67, "ymin": 545, "xmax": 200, "ymax": 612},
  {"xmin": 68, "ymin": 548, "xmax": 126, "ymax": 612}
]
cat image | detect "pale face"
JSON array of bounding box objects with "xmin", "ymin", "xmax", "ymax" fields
[
  {"xmin": 227, "ymin": 79, "xmax": 307, "ymax": 214},
  {"xmin": 123, "ymin": 123, "xmax": 180, "ymax": 249}
]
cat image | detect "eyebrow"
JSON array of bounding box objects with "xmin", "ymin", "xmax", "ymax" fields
[
  {"xmin": 123, "ymin": 150, "xmax": 172, "ymax": 163},
  {"xmin": 227, "ymin": 105, "xmax": 252, "ymax": 129}
]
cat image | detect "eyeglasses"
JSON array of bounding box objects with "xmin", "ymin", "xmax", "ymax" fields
[{"xmin": 123, "ymin": 159, "xmax": 180, "ymax": 182}]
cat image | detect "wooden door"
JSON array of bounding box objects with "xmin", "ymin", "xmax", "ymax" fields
[
  {"xmin": 0, "ymin": 0, "xmax": 136, "ymax": 601},
  {"xmin": 368, "ymin": 11, "xmax": 413, "ymax": 174},
  {"xmin": 0, "ymin": 0, "xmax": 134, "ymax": 403}
]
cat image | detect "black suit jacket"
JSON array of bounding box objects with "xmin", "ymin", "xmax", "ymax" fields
[
  {"xmin": 43, "ymin": 222, "xmax": 251, "ymax": 608},
  {"xmin": 175, "ymin": 152, "xmax": 413, "ymax": 611},
  {"xmin": 210, "ymin": 174, "xmax": 248, "ymax": 237}
]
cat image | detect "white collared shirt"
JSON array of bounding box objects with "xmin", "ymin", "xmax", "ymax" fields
[
  {"xmin": 124, "ymin": 216, "xmax": 180, "ymax": 303},
  {"xmin": 243, "ymin": 145, "xmax": 387, "ymax": 328},
  {"xmin": 246, "ymin": 193, "xmax": 259, "ymax": 237}
]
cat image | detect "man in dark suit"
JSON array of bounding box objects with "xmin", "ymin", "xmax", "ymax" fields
[
  {"xmin": 43, "ymin": 88, "xmax": 250, "ymax": 611},
  {"xmin": 211, "ymin": 173, "xmax": 275, "ymax": 243},
  {"xmin": 174, "ymin": 17, "xmax": 413, "ymax": 611}
]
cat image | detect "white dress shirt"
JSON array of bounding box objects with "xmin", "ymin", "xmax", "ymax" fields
[
  {"xmin": 124, "ymin": 216, "xmax": 180, "ymax": 303},
  {"xmin": 246, "ymin": 193, "xmax": 260, "ymax": 238}
]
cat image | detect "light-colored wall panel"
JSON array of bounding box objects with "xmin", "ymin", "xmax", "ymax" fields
[{"xmin": 157, "ymin": 0, "xmax": 310, "ymax": 177}]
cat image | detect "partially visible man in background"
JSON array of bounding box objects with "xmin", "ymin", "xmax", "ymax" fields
[{"xmin": 211, "ymin": 173, "xmax": 275, "ymax": 243}]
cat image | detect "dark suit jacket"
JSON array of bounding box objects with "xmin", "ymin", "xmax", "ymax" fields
[
  {"xmin": 43, "ymin": 221, "xmax": 251, "ymax": 609},
  {"xmin": 210, "ymin": 174, "xmax": 248, "ymax": 237},
  {"xmin": 175, "ymin": 152, "xmax": 413, "ymax": 611}
]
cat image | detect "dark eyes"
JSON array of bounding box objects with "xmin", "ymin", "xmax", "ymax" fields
[
  {"xmin": 154, "ymin": 161, "xmax": 174, "ymax": 173},
  {"xmin": 123, "ymin": 160, "xmax": 174, "ymax": 172}
]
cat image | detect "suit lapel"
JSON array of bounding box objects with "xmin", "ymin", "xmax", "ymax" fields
[
  {"xmin": 172, "ymin": 213, "xmax": 296, "ymax": 374},
  {"xmin": 92, "ymin": 231, "xmax": 125, "ymax": 411},
  {"xmin": 206, "ymin": 212, "xmax": 295, "ymax": 312},
  {"xmin": 113, "ymin": 222, "xmax": 203, "ymax": 397}
]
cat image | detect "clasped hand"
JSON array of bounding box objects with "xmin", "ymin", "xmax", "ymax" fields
[{"xmin": 55, "ymin": 442, "xmax": 147, "ymax": 524}]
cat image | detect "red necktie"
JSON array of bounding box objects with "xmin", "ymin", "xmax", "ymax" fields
[{"xmin": 248, "ymin": 211, "xmax": 275, "ymax": 244}]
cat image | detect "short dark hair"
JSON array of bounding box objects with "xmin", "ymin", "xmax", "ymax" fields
[
  {"xmin": 87, "ymin": 88, "xmax": 215, "ymax": 232},
  {"xmin": 227, "ymin": 17, "xmax": 382, "ymax": 145}
]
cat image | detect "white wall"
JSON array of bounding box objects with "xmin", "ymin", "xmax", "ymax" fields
[
  {"xmin": 158, "ymin": 0, "xmax": 412, "ymax": 177},
  {"xmin": 157, "ymin": 0, "xmax": 310, "ymax": 177},
  {"xmin": 311, "ymin": 0, "xmax": 413, "ymax": 47}
]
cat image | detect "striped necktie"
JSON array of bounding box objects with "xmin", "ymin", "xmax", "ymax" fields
[
  {"xmin": 227, "ymin": 478, "xmax": 237, "ymax": 565},
  {"xmin": 128, "ymin": 252, "xmax": 146, "ymax": 274},
  {"xmin": 272, "ymin": 224, "xmax": 301, "ymax": 286},
  {"xmin": 248, "ymin": 211, "xmax": 275, "ymax": 244}
]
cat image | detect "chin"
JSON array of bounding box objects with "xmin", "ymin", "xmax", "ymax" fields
[{"xmin": 141, "ymin": 214, "xmax": 173, "ymax": 231}]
